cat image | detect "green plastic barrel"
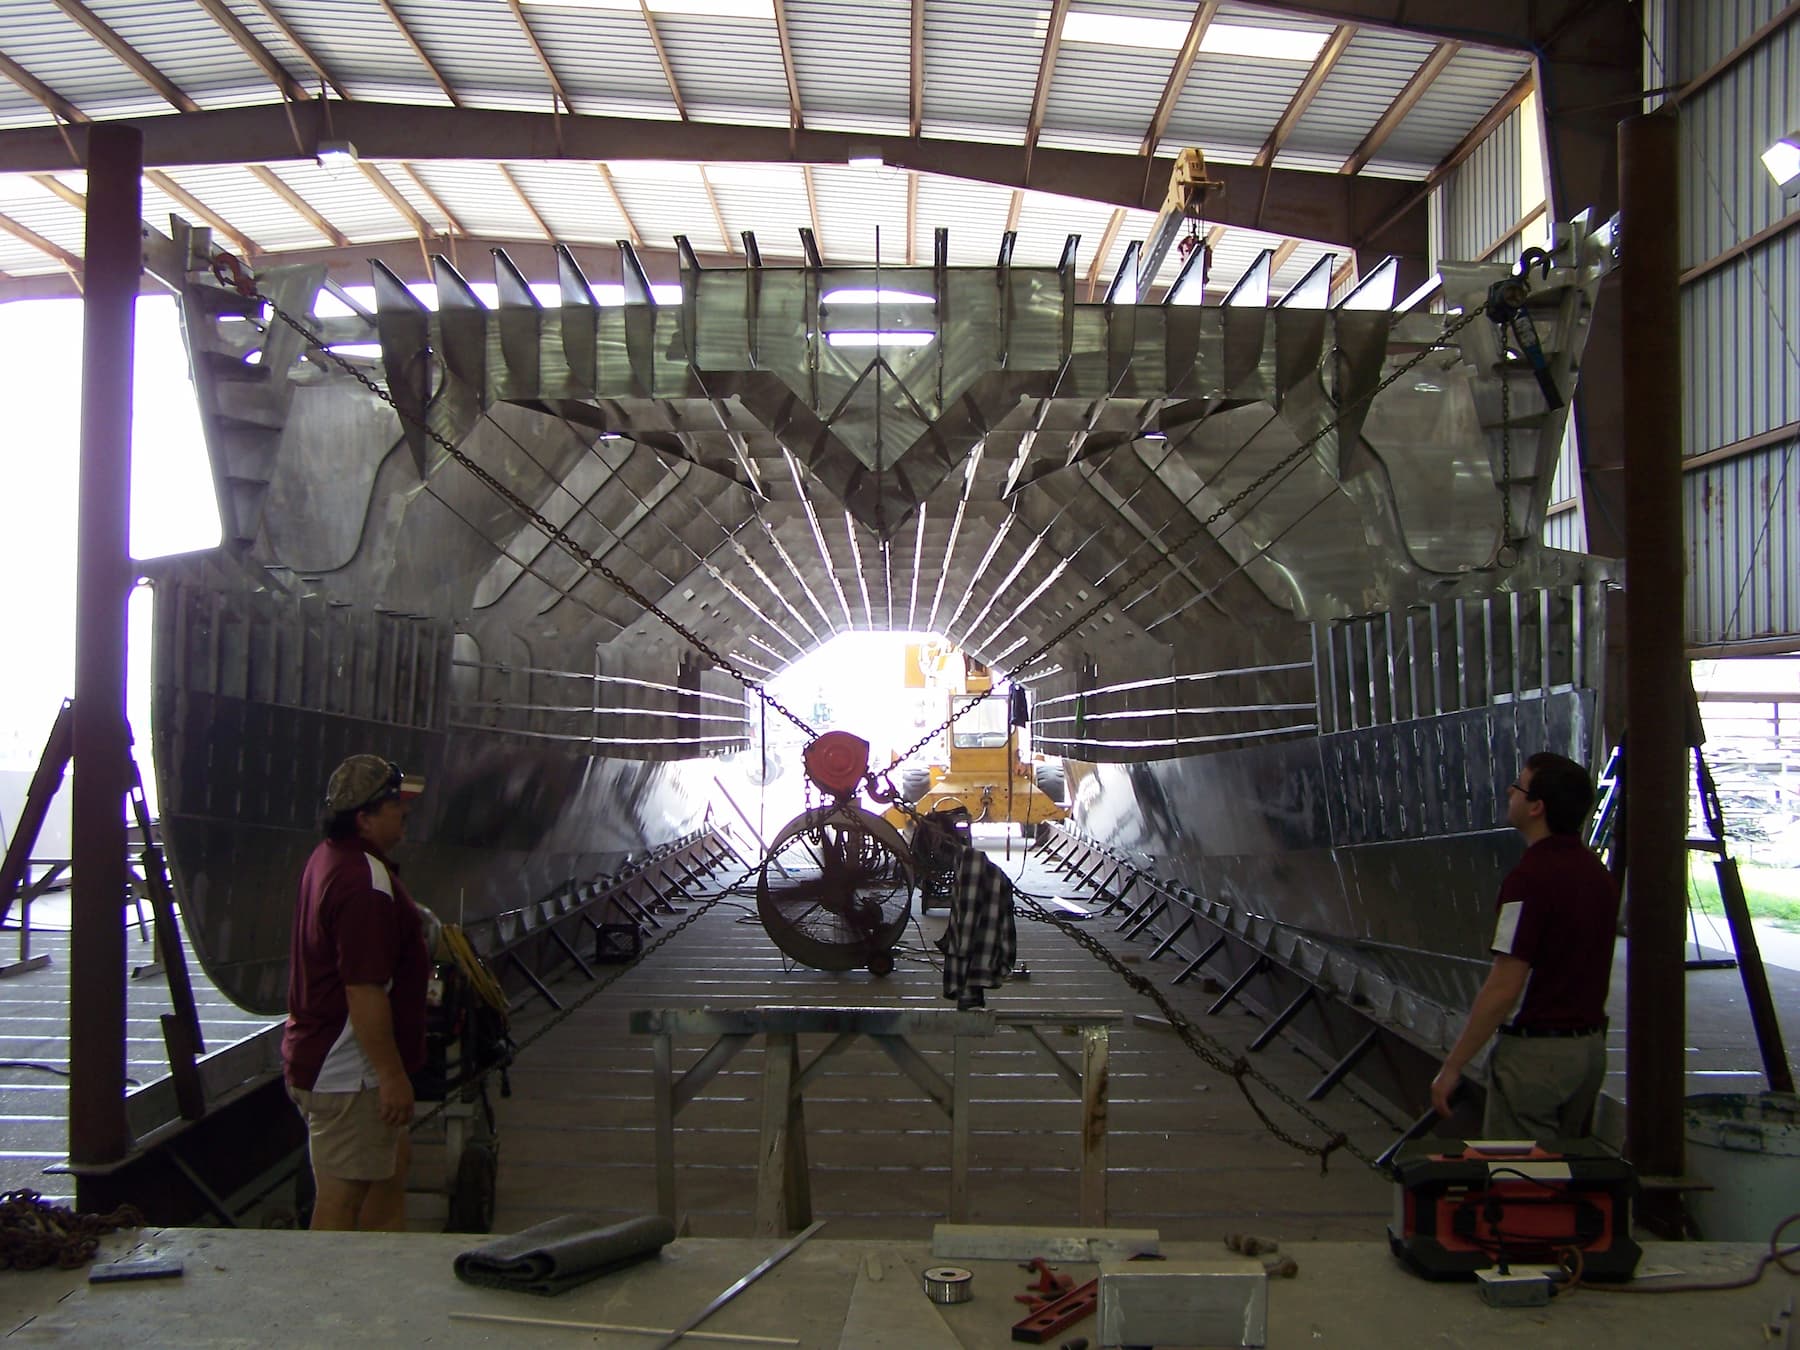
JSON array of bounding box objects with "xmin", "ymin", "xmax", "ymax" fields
[{"xmin": 1682, "ymin": 1092, "xmax": 1800, "ymax": 1242}]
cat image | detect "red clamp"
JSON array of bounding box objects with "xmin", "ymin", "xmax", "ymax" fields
[
  {"xmin": 210, "ymin": 251, "xmax": 257, "ymax": 298},
  {"xmin": 1016, "ymin": 1257, "xmax": 1074, "ymax": 1302}
]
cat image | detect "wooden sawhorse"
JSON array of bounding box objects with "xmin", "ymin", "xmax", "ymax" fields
[{"xmin": 629, "ymin": 1004, "xmax": 1121, "ymax": 1235}]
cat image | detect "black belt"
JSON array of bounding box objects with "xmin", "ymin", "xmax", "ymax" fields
[{"xmin": 1499, "ymin": 1022, "xmax": 1607, "ymax": 1039}]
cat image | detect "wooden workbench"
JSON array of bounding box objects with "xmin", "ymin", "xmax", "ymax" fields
[{"xmin": 1, "ymin": 1228, "xmax": 1791, "ymax": 1347}]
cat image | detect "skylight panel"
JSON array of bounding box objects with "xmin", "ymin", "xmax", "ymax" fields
[
  {"xmin": 523, "ymin": 0, "xmax": 773, "ymax": 16},
  {"xmin": 1199, "ymin": 23, "xmax": 1328, "ymax": 62},
  {"xmin": 1060, "ymin": 11, "xmax": 1189, "ymax": 51}
]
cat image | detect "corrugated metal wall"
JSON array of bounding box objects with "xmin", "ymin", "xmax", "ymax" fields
[
  {"xmin": 1674, "ymin": 0, "xmax": 1800, "ymax": 648},
  {"xmin": 1440, "ymin": 105, "xmax": 1525, "ymax": 264}
]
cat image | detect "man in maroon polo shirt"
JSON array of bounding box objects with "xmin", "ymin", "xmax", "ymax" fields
[
  {"xmin": 1430, "ymin": 752, "xmax": 1621, "ymax": 1139},
  {"xmin": 284, "ymin": 754, "xmax": 432, "ymax": 1231}
]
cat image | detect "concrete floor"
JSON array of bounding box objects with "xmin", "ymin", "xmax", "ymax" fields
[{"xmin": 5, "ymin": 1228, "xmax": 1794, "ymax": 1348}]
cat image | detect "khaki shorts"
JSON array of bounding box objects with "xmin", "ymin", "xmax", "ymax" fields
[{"xmin": 289, "ymin": 1084, "xmax": 403, "ymax": 1182}]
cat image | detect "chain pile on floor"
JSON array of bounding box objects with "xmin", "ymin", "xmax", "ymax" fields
[{"xmin": 0, "ymin": 1189, "xmax": 142, "ymax": 1271}]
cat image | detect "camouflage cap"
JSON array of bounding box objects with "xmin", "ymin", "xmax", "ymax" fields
[{"xmin": 324, "ymin": 754, "xmax": 425, "ymax": 813}]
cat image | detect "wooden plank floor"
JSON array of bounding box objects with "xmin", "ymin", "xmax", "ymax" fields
[
  {"xmin": 0, "ymin": 896, "xmax": 282, "ymax": 1202},
  {"xmin": 482, "ymin": 843, "xmax": 1403, "ymax": 1243}
]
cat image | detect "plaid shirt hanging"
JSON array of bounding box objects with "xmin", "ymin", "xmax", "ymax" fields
[{"xmin": 937, "ymin": 848, "xmax": 1016, "ymax": 1008}]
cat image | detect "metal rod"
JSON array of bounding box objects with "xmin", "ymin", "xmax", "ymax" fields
[
  {"xmin": 70, "ymin": 122, "xmax": 142, "ymax": 1173},
  {"xmin": 650, "ymin": 1219, "xmax": 828, "ymax": 1350},
  {"xmin": 1619, "ymin": 109, "xmax": 1686, "ymax": 1187},
  {"xmin": 449, "ymin": 1311, "xmax": 800, "ymax": 1346}
]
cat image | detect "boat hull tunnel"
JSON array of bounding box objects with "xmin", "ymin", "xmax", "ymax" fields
[{"xmin": 2, "ymin": 0, "xmax": 1797, "ymax": 1341}]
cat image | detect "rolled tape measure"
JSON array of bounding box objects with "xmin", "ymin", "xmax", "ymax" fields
[{"xmin": 921, "ymin": 1265, "xmax": 974, "ymax": 1305}]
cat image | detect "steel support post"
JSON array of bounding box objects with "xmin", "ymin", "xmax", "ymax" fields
[
  {"xmin": 70, "ymin": 123, "xmax": 142, "ymax": 1173},
  {"xmin": 1619, "ymin": 111, "xmax": 1686, "ymax": 1189}
]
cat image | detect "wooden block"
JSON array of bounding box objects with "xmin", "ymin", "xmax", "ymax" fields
[{"xmin": 930, "ymin": 1224, "xmax": 1160, "ymax": 1263}]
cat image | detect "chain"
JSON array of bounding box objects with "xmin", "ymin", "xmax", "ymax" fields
[
  {"xmin": 246, "ymin": 282, "xmax": 819, "ymax": 743},
  {"xmin": 1012, "ymin": 894, "xmax": 1382, "ymax": 1175},
  {"xmin": 0, "ymin": 1190, "xmax": 143, "ymax": 1270}
]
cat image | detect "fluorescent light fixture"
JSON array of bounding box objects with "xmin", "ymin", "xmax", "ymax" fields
[
  {"xmin": 848, "ymin": 145, "xmax": 884, "ymax": 168},
  {"xmin": 1061, "ymin": 10, "xmax": 1188, "ymax": 50},
  {"xmin": 1200, "ymin": 23, "xmax": 1329, "ymax": 62},
  {"xmin": 1762, "ymin": 133, "xmax": 1800, "ymax": 196},
  {"xmin": 821, "ymin": 288, "xmax": 935, "ymax": 306},
  {"xmin": 1141, "ymin": 430, "xmax": 1168, "ymax": 441},
  {"xmin": 315, "ymin": 140, "xmax": 358, "ymax": 169},
  {"xmin": 523, "ymin": 0, "xmax": 772, "ymax": 15},
  {"xmin": 825, "ymin": 331, "xmax": 934, "ymax": 348},
  {"xmin": 324, "ymin": 342, "xmax": 383, "ymax": 358}
]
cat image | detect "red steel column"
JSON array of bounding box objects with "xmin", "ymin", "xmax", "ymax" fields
[
  {"xmin": 69, "ymin": 123, "xmax": 141, "ymax": 1169},
  {"xmin": 1619, "ymin": 111, "xmax": 1686, "ymax": 1188}
]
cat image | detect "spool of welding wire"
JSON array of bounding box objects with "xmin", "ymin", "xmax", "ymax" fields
[{"xmin": 921, "ymin": 1266, "xmax": 973, "ymax": 1305}]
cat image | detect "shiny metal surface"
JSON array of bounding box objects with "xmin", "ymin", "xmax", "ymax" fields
[
  {"xmin": 155, "ymin": 220, "xmax": 1614, "ymax": 1017},
  {"xmin": 149, "ymin": 573, "xmax": 712, "ymax": 1014}
]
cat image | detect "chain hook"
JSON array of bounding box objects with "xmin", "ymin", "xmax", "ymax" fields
[{"xmin": 210, "ymin": 250, "xmax": 258, "ymax": 299}]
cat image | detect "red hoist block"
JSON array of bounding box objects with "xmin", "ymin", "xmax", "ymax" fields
[{"xmin": 802, "ymin": 731, "xmax": 870, "ymax": 798}]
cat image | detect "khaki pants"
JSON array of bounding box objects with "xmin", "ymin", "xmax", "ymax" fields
[
  {"xmin": 289, "ymin": 1084, "xmax": 404, "ymax": 1182},
  {"xmin": 1483, "ymin": 1032, "xmax": 1607, "ymax": 1140}
]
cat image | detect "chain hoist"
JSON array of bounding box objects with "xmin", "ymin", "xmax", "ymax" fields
[{"xmin": 1484, "ymin": 245, "xmax": 1558, "ymax": 570}]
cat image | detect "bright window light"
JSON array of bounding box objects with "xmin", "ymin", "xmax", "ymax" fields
[
  {"xmin": 523, "ymin": 0, "xmax": 772, "ymax": 15},
  {"xmin": 821, "ymin": 288, "xmax": 936, "ymax": 306},
  {"xmin": 825, "ymin": 331, "xmax": 935, "ymax": 348},
  {"xmin": 1199, "ymin": 23, "xmax": 1328, "ymax": 62},
  {"xmin": 1762, "ymin": 135, "xmax": 1800, "ymax": 196},
  {"xmin": 1061, "ymin": 10, "xmax": 1188, "ymax": 50}
]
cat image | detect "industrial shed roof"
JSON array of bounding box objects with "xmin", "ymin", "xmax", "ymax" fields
[{"xmin": 0, "ymin": 0, "xmax": 1534, "ymax": 298}]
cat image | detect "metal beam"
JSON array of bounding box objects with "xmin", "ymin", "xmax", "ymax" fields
[
  {"xmin": 698, "ymin": 166, "xmax": 734, "ymax": 256},
  {"xmin": 773, "ymin": 0, "xmax": 803, "ymax": 130},
  {"xmin": 69, "ymin": 121, "xmax": 139, "ymax": 1173},
  {"xmin": 147, "ymin": 170, "xmax": 261, "ymax": 257},
  {"xmin": 1085, "ymin": 207, "xmax": 1124, "ymax": 300},
  {"xmin": 1140, "ymin": 1, "xmax": 1217, "ymax": 156},
  {"xmin": 377, "ymin": 0, "xmax": 461, "ymax": 105},
  {"xmin": 0, "ymin": 51, "xmax": 86, "ymax": 124},
  {"xmin": 1340, "ymin": 40, "xmax": 1458, "ymax": 176},
  {"xmin": 356, "ymin": 162, "xmax": 434, "ymax": 243},
  {"xmin": 597, "ymin": 163, "xmax": 642, "ymax": 249},
  {"xmin": 0, "ymin": 209, "xmax": 80, "ymax": 270},
  {"xmin": 1620, "ymin": 108, "xmax": 1686, "ymax": 1211},
  {"xmin": 905, "ymin": 170, "xmax": 918, "ymax": 266},
  {"xmin": 1673, "ymin": 0, "xmax": 1800, "ymax": 105},
  {"xmin": 507, "ymin": 0, "xmax": 575, "ymax": 114},
  {"xmin": 241, "ymin": 0, "xmax": 352, "ymax": 99},
  {"xmin": 637, "ymin": 1, "xmax": 688, "ymax": 120},
  {"xmin": 50, "ymin": 0, "xmax": 198, "ymax": 112},
  {"xmin": 1256, "ymin": 24, "xmax": 1354, "ymax": 169},
  {"xmin": 193, "ymin": 0, "xmax": 312, "ymax": 105},
  {"xmin": 802, "ymin": 164, "xmax": 824, "ymax": 256},
  {"xmin": 0, "ymin": 102, "xmax": 1429, "ymax": 254},
  {"xmin": 1024, "ymin": 0, "xmax": 1071, "ymax": 155},
  {"xmin": 498, "ymin": 163, "xmax": 556, "ymax": 240},
  {"xmin": 909, "ymin": 0, "xmax": 925, "ymax": 138},
  {"xmin": 248, "ymin": 164, "xmax": 348, "ymax": 247},
  {"xmin": 404, "ymin": 163, "xmax": 469, "ymax": 242}
]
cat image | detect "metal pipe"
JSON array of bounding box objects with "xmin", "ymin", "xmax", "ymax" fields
[
  {"xmin": 69, "ymin": 123, "xmax": 142, "ymax": 1171},
  {"xmin": 1618, "ymin": 111, "xmax": 1685, "ymax": 1187}
]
